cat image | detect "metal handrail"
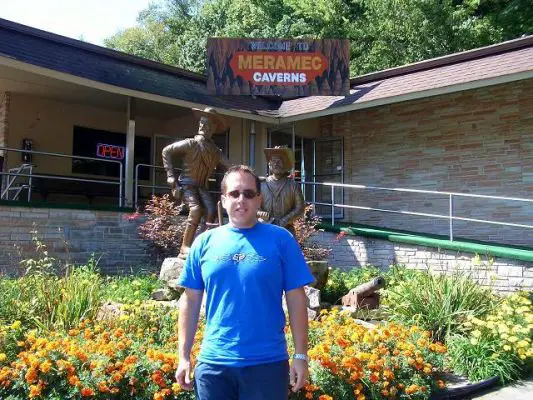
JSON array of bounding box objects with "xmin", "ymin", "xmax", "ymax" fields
[
  {"xmin": 299, "ymin": 181, "xmax": 533, "ymax": 241},
  {"xmin": 0, "ymin": 147, "xmax": 124, "ymax": 206},
  {"xmin": 1, "ymin": 164, "xmax": 32, "ymax": 201},
  {"xmin": 134, "ymin": 163, "xmax": 224, "ymax": 208}
]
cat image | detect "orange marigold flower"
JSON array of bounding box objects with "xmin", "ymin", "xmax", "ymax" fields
[
  {"xmin": 25, "ymin": 368, "xmax": 38, "ymax": 384},
  {"xmin": 68, "ymin": 375, "xmax": 81, "ymax": 387},
  {"xmin": 405, "ymin": 384, "xmax": 419, "ymax": 394},
  {"xmin": 319, "ymin": 395, "xmax": 333, "ymax": 400},
  {"xmin": 81, "ymin": 387, "xmax": 95, "ymax": 397},
  {"xmin": 39, "ymin": 360, "xmax": 52, "ymax": 374},
  {"xmin": 29, "ymin": 384, "xmax": 41, "ymax": 398}
]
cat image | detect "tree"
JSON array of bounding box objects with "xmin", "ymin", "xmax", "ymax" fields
[{"xmin": 104, "ymin": 0, "xmax": 530, "ymax": 77}]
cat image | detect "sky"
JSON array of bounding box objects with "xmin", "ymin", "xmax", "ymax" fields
[{"xmin": 1, "ymin": 0, "xmax": 155, "ymax": 45}]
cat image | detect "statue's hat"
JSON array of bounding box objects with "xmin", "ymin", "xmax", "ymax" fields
[
  {"xmin": 264, "ymin": 146, "xmax": 295, "ymax": 171},
  {"xmin": 192, "ymin": 107, "xmax": 228, "ymax": 134}
]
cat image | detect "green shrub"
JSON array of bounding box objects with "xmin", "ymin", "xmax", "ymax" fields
[
  {"xmin": 321, "ymin": 265, "xmax": 383, "ymax": 304},
  {"xmin": 382, "ymin": 270, "xmax": 498, "ymax": 342},
  {"xmin": 0, "ymin": 264, "xmax": 103, "ymax": 332},
  {"xmin": 447, "ymin": 334, "xmax": 523, "ymax": 383},
  {"xmin": 52, "ymin": 262, "xmax": 104, "ymax": 330},
  {"xmin": 448, "ymin": 291, "xmax": 533, "ymax": 382},
  {"xmin": 321, "ymin": 265, "xmax": 418, "ymax": 305},
  {"xmin": 102, "ymin": 274, "xmax": 162, "ymax": 303}
]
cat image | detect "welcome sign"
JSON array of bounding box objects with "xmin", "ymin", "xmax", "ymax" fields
[{"xmin": 207, "ymin": 38, "xmax": 350, "ymax": 97}]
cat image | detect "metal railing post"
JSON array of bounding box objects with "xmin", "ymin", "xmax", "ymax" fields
[
  {"xmin": 449, "ymin": 194, "xmax": 454, "ymax": 241},
  {"xmin": 119, "ymin": 163, "xmax": 124, "ymax": 208},
  {"xmin": 331, "ymin": 184, "xmax": 335, "ymax": 226},
  {"xmin": 134, "ymin": 164, "xmax": 140, "ymax": 209},
  {"xmin": 27, "ymin": 165, "xmax": 33, "ymax": 202}
]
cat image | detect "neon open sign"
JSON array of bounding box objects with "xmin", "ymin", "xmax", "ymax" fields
[{"xmin": 96, "ymin": 143, "xmax": 125, "ymax": 160}]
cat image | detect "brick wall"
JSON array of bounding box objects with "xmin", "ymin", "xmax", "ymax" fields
[
  {"xmin": 319, "ymin": 80, "xmax": 533, "ymax": 246},
  {"xmin": 0, "ymin": 205, "xmax": 153, "ymax": 275},
  {"xmin": 313, "ymin": 231, "xmax": 533, "ymax": 294}
]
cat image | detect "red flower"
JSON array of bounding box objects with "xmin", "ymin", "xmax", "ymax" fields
[{"xmin": 336, "ymin": 231, "xmax": 346, "ymax": 241}]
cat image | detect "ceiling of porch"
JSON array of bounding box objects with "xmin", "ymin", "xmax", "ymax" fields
[{"xmin": 0, "ymin": 63, "xmax": 192, "ymax": 119}]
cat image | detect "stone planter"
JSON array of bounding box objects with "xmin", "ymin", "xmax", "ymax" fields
[{"xmin": 306, "ymin": 260, "xmax": 329, "ymax": 290}]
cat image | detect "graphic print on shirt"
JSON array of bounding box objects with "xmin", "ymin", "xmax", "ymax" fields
[{"xmin": 214, "ymin": 253, "xmax": 267, "ymax": 264}]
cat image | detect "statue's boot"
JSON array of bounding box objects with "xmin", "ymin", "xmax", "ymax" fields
[{"xmin": 178, "ymin": 222, "xmax": 198, "ymax": 259}]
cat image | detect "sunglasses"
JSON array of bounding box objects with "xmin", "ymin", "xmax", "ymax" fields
[{"xmin": 224, "ymin": 189, "xmax": 259, "ymax": 199}]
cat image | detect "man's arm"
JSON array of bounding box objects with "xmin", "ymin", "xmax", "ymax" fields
[
  {"xmin": 175, "ymin": 288, "xmax": 203, "ymax": 391},
  {"xmin": 285, "ymin": 287, "xmax": 309, "ymax": 392}
]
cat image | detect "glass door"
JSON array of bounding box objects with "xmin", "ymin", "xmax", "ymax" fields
[{"xmin": 311, "ymin": 138, "xmax": 344, "ymax": 220}]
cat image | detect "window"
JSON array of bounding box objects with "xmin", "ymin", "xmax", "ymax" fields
[{"xmin": 72, "ymin": 126, "xmax": 151, "ymax": 180}]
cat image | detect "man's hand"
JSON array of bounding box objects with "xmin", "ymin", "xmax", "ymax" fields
[
  {"xmin": 175, "ymin": 359, "xmax": 194, "ymax": 391},
  {"xmin": 167, "ymin": 176, "xmax": 176, "ymax": 187},
  {"xmin": 289, "ymin": 358, "xmax": 308, "ymax": 392}
]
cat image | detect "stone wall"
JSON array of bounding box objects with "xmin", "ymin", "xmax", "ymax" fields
[
  {"xmin": 313, "ymin": 231, "xmax": 533, "ymax": 293},
  {"xmin": 0, "ymin": 205, "xmax": 152, "ymax": 275},
  {"xmin": 1, "ymin": 204, "xmax": 531, "ymax": 293},
  {"xmin": 318, "ymin": 79, "xmax": 533, "ymax": 246}
]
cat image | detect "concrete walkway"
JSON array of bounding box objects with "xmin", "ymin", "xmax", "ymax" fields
[{"xmin": 471, "ymin": 375, "xmax": 533, "ymax": 399}]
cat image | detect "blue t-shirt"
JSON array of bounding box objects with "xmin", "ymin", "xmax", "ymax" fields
[{"xmin": 178, "ymin": 222, "xmax": 314, "ymax": 366}]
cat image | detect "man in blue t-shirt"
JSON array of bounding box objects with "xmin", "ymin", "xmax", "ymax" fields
[{"xmin": 175, "ymin": 165, "xmax": 314, "ymax": 400}]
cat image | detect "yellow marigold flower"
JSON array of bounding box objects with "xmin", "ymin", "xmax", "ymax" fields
[
  {"xmin": 0, "ymin": 353, "xmax": 6, "ymax": 362},
  {"xmin": 10, "ymin": 320, "xmax": 21, "ymax": 330},
  {"xmin": 39, "ymin": 360, "xmax": 52, "ymax": 373},
  {"xmin": 28, "ymin": 384, "xmax": 41, "ymax": 398},
  {"xmin": 172, "ymin": 382, "xmax": 181, "ymax": 394}
]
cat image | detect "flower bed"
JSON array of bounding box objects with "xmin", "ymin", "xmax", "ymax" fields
[
  {"xmin": 1, "ymin": 307, "xmax": 446, "ymax": 400},
  {"xmin": 1, "ymin": 239, "xmax": 531, "ymax": 399}
]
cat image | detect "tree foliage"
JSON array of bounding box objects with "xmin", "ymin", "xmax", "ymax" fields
[{"xmin": 104, "ymin": 0, "xmax": 533, "ymax": 76}]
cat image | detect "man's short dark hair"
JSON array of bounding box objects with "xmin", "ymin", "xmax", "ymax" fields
[{"xmin": 221, "ymin": 165, "xmax": 261, "ymax": 194}]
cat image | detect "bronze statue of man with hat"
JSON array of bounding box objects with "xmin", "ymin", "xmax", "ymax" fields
[
  {"xmin": 259, "ymin": 146, "xmax": 305, "ymax": 235},
  {"xmin": 162, "ymin": 107, "xmax": 231, "ymax": 258}
]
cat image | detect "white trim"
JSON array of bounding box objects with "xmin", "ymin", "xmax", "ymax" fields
[
  {"xmin": 281, "ymin": 70, "xmax": 533, "ymax": 123},
  {"xmin": 0, "ymin": 56, "xmax": 275, "ymax": 124}
]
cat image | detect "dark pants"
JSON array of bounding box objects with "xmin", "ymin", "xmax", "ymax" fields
[{"xmin": 194, "ymin": 360, "xmax": 289, "ymax": 400}]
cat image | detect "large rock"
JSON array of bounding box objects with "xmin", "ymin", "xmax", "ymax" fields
[
  {"xmin": 282, "ymin": 285, "xmax": 321, "ymax": 320},
  {"xmin": 304, "ymin": 286, "xmax": 321, "ymax": 309},
  {"xmin": 307, "ymin": 260, "xmax": 329, "ymax": 290},
  {"xmin": 159, "ymin": 257, "xmax": 185, "ymax": 283},
  {"xmin": 152, "ymin": 287, "xmax": 183, "ymax": 301}
]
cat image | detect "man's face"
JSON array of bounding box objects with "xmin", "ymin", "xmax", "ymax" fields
[
  {"xmin": 221, "ymin": 171, "xmax": 261, "ymax": 229},
  {"xmin": 198, "ymin": 116, "xmax": 212, "ymax": 138},
  {"xmin": 268, "ymin": 155, "xmax": 287, "ymax": 175}
]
